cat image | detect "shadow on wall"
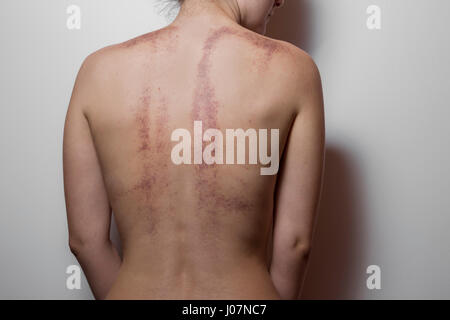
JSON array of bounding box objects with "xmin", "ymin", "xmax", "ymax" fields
[
  {"xmin": 266, "ymin": 0, "xmax": 312, "ymax": 52},
  {"xmin": 269, "ymin": 2, "xmax": 366, "ymax": 299},
  {"xmin": 301, "ymin": 146, "xmax": 366, "ymax": 299}
]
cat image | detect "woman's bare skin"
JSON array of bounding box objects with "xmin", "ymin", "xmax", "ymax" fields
[{"xmin": 63, "ymin": 0, "xmax": 325, "ymax": 300}]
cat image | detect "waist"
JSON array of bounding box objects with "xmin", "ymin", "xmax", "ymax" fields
[{"xmin": 106, "ymin": 256, "xmax": 280, "ymax": 299}]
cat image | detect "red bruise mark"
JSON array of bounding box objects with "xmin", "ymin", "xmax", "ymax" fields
[
  {"xmin": 135, "ymin": 203, "xmax": 159, "ymax": 235},
  {"xmin": 192, "ymin": 27, "xmax": 237, "ymax": 128},
  {"xmin": 132, "ymin": 173, "xmax": 156, "ymax": 202},
  {"xmin": 192, "ymin": 26, "xmax": 285, "ymax": 127},
  {"xmin": 241, "ymin": 30, "xmax": 282, "ymax": 60},
  {"xmin": 216, "ymin": 192, "xmax": 253, "ymax": 213},
  {"xmin": 135, "ymin": 88, "xmax": 152, "ymax": 153},
  {"xmin": 155, "ymin": 92, "xmax": 170, "ymax": 154},
  {"xmin": 191, "ymin": 28, "xmax": 235, "ymax": 177},
  {"xmin": 112, "ymin": 86, "xmax": 172, "ymax": 237},
  {"xmin": 127, "ymin": 87, "xmax": 172, "ymax": 207},
  {"xmin": 120, "ymin": 26, "xmax": 179, "ymax": 49},
  {"xmin": 190, "ymin": 27, "xmax": 282, "ymax": 216}
]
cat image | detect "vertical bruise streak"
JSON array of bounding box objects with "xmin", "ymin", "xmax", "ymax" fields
[
  {"xmin": 133, "ymin": 88, "xmax": 154, "ymax": 200},
  {"xmin": 192, "ymin": 28, "xmax": 229, "ymax": 129},
  {"xmin": 115, "ymin": 88, "xmax": 154, "ymax": 201},
  {"xmin": 155, "ymin": 89, "xmax": 170, "ymax": 155},
  {"xmin": 192, "ymin": 27, "xmax": 279, "ymax": 220},
  {"xmin": 128, "ymin": 88, "xmax": 170, "ymax": 191},
  {"xmin": 190, "ymin": 27, "xmax": 280, "ymax": 224},
  {"xmin": 117, "ymin": 87, "xmax": 163, "ymax": 236},
  {"xmin": 132, "ymin": 162, "xmax": 156, "ymax": 202},
  {"xmin": 136, "ymin": 89, "xmax": 152, "ymax": 153},
  {"xmin": 192, "ymin": 28, "xmax": 237, "ymax": 174},
  {"xmin": 132, "ymin": 87, "xmax": 171, "ymax": 235}
]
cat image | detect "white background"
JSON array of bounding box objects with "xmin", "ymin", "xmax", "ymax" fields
[{"xmin": 0, "ymin": 0, "xmax": 449, "ymax": 299}]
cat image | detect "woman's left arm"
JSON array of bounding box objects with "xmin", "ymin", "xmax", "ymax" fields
[{"xmin": 63, "ymin": 55, "xmax": 121, "ymax": 300}]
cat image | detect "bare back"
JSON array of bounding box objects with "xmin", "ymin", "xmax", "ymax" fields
[{"xmin": 80, "ymin": 23, "xmax": 308, "ymax": 299}]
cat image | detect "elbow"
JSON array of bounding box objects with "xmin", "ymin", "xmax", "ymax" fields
[
  {"xmin": 270, "ymin": 237, "xmax": 312, "ymax": 300},
  {"xmin": 68, "ymin": 236, "xmax": 86, "ymax": 257},
  {"xmin": 68, "ymin": 234, "xmax": 107, "ymax": 257},
  {"xmin": 291, "ymin": 237, "xmax": 312, "ymax": 261}
]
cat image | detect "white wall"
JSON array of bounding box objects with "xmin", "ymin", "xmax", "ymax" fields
[{"xmin": 0, "ymin": 0, "xmax": 449, "ymax": 299}]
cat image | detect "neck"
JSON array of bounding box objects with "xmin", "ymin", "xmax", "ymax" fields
[{"xmin": 171, "ymin": 0, "xmax": 241, "ymax": 29}]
